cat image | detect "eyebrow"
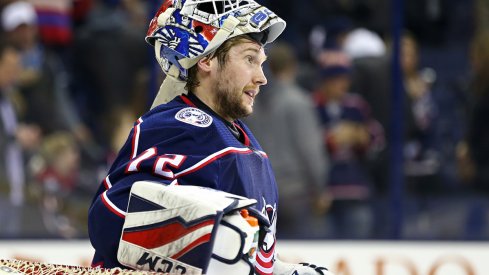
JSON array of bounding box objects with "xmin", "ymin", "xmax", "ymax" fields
[
  {"xmin": 243, "ymin": 47, "xmax": 260, "ymax": 53},
  {"xmin": 242, "ymin": 47, "xmax": 268, "ymax": 61}
]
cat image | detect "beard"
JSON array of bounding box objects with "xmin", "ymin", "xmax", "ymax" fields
[{"xmin": 213, "ymin": 74, "xmax": 251, "ymax": 120}]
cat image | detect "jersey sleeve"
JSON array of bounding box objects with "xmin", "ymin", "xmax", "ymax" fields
[{"xmin": 88, "ymin": 172, "xmax": 169, "ymax": 268}]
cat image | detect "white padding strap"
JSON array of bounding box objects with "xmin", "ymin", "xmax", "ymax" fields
[
  {"xmin": 151, "ymin": 41, "xmax": 187, "ymax": 109},
  {"xmin": 206, "ymin": 212, "xmax": 259, "ymax": 275},
  {"xmin": 150, "ymin": 67, "xmax": 187, "ymax": 109},
  {"xmin": 157, "ymin": 7, "xmax": 176, "ymax": 27}
]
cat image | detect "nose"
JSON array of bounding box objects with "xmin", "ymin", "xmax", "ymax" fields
[{"xmin": 254, "ymin": 66, "xmax": 268, "ymax": 86}]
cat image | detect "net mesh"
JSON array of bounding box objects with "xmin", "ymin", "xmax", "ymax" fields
[{"xmin": 0, "ymin": 259, "xmax": 167, "ymax": 275}]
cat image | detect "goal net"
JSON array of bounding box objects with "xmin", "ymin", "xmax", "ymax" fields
[{"xmin": 0, "ymin": 259, "xmax": 167, "ymax": 275}]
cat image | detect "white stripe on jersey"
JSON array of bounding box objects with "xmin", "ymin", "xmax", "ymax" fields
[
  {"xmin": 104, "ymin": 175, "xmax": 112, "ymax": 189},
  {"xmin": 174, "ymin": 147, "xmax": 252, "ymax": 177},
  {"xmin": 131, "ymin": 117, "xmax": 144, "ymax": 159},
  {"xmin": 257, "ymin": 250, "xmax": 274, "ymax": 262},
  {"xmin": 102, "ymin": 190, "xmax": 126, "ymax": 217}
]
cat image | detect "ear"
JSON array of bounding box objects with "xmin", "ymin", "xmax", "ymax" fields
[{"xmin": 196, "ymin": 56, "xmax": 213, "ymax": 73}]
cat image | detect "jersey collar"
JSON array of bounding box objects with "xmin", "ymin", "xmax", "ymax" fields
[{"xmin": 180, "ymin": 93, "xmax": 250, "ymax": 146}]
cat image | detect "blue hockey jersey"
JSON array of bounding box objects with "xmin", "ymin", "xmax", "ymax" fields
[{"xmin": 88, "ymin": 93, "xmax": 278, "ymax": 275}]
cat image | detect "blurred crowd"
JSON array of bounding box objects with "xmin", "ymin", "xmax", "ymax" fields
[{"xmin": 0, "ymin": 0, "xmax": 488, "ymax": 240}]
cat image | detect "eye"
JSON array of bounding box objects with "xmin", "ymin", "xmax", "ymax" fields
[{"xmin": 246, "ymin": 55, "xmax": 254, "ymax": 64}]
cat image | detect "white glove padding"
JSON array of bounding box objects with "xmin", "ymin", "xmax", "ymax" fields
[
  {"xmin": 117, "ymin": 181, "xmax": 260, "ymax": 275},
  {"xmin": 273, "ymin": 258, "xmax": 334, "ymax": 275}
]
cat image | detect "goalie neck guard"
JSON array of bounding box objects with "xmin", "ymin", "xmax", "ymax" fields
[{"xmin": 145, "ymin": 0, "xmax": 286, "ymax": 107}]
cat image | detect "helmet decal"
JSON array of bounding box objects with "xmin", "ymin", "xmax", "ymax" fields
[
  {"xmin": 146, "ymin": 0, "xmax": 286, "ymax": 81},
  {"xmin": 146, "ymin": 0, "xmax": 174, "ymax": 38},
  {"xmin": 192, "ymin": 20, "xmax": 218, "ymax": 41},
  {"xmin": 160, "ymin": 28, "xmax": 181, "ymax": 50}
]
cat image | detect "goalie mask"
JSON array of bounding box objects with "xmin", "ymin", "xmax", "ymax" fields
[{"xmin": 145, "ymin": 0, "xmax": 286, "ymax": 107}]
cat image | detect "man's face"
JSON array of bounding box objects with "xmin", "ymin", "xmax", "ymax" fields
[
  {"xmin": 8, "ymin": 24, "xmax": 38, "ymax": 51},
  {"xmin": 0, "ymin": 48, "xmax": 21, "ymax": 89},
  {"xmin": 401, "ymin": 37, "xmax": 418, "ymax": 74},
  {"xmin": 210, "ymin": 40, "xmax": 268, "ymax": 121},
  {"xmin": 321, "ymin": 74, "xmax": 351, "ymax": 101}
]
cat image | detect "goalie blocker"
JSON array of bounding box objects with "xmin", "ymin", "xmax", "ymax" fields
[{"xmin": 117, "ymin": 181, "xmax": 266, "ymax": 275}]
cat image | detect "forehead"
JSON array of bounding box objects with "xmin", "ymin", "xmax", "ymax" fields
[{"xmin": 231, "ymin": 40, "xmax": 266, "ymax": 56}]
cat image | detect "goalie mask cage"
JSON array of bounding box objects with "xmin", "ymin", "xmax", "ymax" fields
[{"xmin": 0, "ymin": 259, "xmax": 168, "ymax": 275}]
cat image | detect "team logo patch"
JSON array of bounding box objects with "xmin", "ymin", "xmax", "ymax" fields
[{"xmin": 175, "ymin": 107, "xmax": 213, "ymax": 127}]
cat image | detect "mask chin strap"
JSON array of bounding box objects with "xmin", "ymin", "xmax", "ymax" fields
[{"xmin": 150, "ymin": 42, "xmax": 188, "ymax": 110}]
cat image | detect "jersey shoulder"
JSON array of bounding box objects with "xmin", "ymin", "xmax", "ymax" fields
[
  {"xmin": 145, "ymin": 99, "xmax": 215, "ymax": 129},
  {"xmin": 135, "ymin": 98, "xmax": 229, "ymax": 154}
]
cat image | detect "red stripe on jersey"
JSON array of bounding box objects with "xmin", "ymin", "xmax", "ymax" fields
[
  {"xmin": 171, "ymin": 233, "xmax": 212, "ymax": 259},
  {"xmin": 233, "ymin": 122, "xmax": 250, "ymax": 146},
  {"xmin": 103, "ymin": 176, "xmax": 112, "ymax": 189},
  {"xmin": 175, "ymin": 147, "xmax": 253, "ymax": 178},
  {"xmin": 122, "ymin": 219, "xmax": 214, "ymax": 249},
  {"xmin": 255, "ymin": 242, "xmax": 276, "ymax": 275},
  {"xmin": 180, "ymin": 95, "xmax": 196, "ymax": 107},
  {"xmin": 256, "ymin": 250, "xmax": 274, "ymax": 267},
  {"xmin": 100, "ymin": 192, "xmax": 125, "ymax": 218}
]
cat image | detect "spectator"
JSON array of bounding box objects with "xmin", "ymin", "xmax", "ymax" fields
[
  {"xmin": 0, "ymin": 40, "xmax": 40, "ymax": 237},
  {"xmin": 72, "ymin": 0, "xmax": 149, "ymax": 147},
  {"xmin": 28, "ymin": 0, "xmax": 73, "ymax": 49},
  {"xmin": 1, "ymin": 1, "xmax": 90, "ymax": 139},
  {"xmin": 313, "ymin": 50, "xmax": 384, "ymax": 239},
  {"xmin": 244, "ymin": 42, "xmax": 330, "ymax": 238},
  {"xmin": 2, "ymin": 0, "xmax": 98, "ymax": 162},
  {"xmin": 343, "ymin": 27, "xmax": 386, "ymax": 60},
  {"xmin": 456, "ymin": 30, "xmax": 489, "ymax": 192},
  {"xmin": 400, "ymin": 32, "xmax": 441, "ymax": 194},
  {"xmin": 476, "ymin": 0, "xmax": 489, "ymax": 30},
  {"xmin": 30, "ymin": 131, "xmax": 95, "ymax": 238}
]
